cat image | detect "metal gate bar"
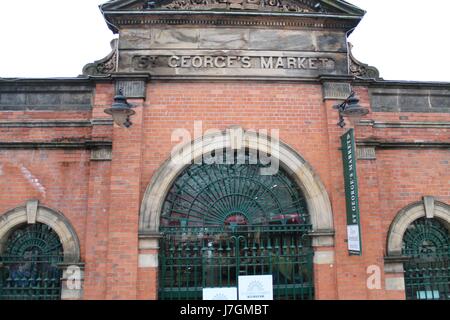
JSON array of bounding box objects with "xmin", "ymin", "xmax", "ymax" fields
[
  {"xmin": 0, "ymin": 255, "xmax": 62, "ymax": 300},
  {"xmin": 159, "ymin": 225, "xmax": 314, "ymax": 300},
  {"xmin": 404, "ymin": 255, "xmax": 450, "ymax": 300}
]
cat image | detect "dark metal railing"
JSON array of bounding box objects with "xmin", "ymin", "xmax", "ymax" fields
[
  {"xmin": 0, "ymin": 255, "xmax": 62, "ymax": 300},
  {"xmin": 159, "ymin": 224, "xmax": 314, "ymax": 300},
  {"xmin": 404, "ymin": 250, "xmax": 450, "ymax": 300}
]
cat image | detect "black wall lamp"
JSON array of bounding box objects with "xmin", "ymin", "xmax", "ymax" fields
[
  {"xmin": 333, "ymin": 92, "xmax": 369, "ymax": 128},
  {"xmin": 104, "ymin": 89, "xmax": 135, "ymax": 128}
]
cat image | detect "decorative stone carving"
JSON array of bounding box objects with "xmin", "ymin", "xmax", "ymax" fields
[
  {"xmin": 348, "ymin": 43, "xmax": 381, "ymax": 80},
  {"xmin": 100, "ymin": 1, "xmax": 365, "ymax": 34},
  {"xmin": 102, "ymin": 0, "xmax": 365, "ymax": 15},
  {"xmin": 82, "ymin": 39, "xmax": 118, "ymax": 76},
  {"xmin": 159, "ymin": 0, "xmax": 322, "ymax": 12}
]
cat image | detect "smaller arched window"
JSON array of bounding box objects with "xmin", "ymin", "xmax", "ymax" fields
[
  {"xmin": 402, "ymin": 217, "xmax": 450, "ymax": 300},
  {"xmin": 387, "ymin": 199, "xmax": 450, "ymax": 300},
  {"xmin": 0, "ymin": 223, "xmax": 63, "ymax": 300}
]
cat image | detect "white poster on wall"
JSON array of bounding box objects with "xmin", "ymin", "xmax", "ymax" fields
[
  {"xmin": 203, "ymin": 287, "xmax": 238, "ymax": 300},
  {"xmin": 347, "ymin": 224, "xmax": 361, "ymax": 252},
  {"xmin": 238, "ymin": 275, "xmax": 273, "ymax": 300}
]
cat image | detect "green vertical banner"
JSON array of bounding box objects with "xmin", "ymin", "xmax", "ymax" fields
[{"xmin": 341, "ymin": 129, "xmax": 362, "ymax": 256}]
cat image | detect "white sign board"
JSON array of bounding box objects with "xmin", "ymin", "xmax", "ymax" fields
[
  {"xmin": 238, "ymin": 275, "xmax": 273, "ymax": 300},
  {"xmin": 347, "ymin": 225, "xmax": 361, "ymax": 252},
  {"xmin": 203, "ymin": 288, "xmax": 238, "ymax": 300}
]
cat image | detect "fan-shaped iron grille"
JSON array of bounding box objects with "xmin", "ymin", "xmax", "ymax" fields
[{"xmin": 161, "ymin": 151, "xmax": 309, "ymax": 228}]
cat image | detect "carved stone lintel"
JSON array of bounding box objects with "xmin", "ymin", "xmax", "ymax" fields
[
  {"xmin": 91, "ymin": 147, "xmax": 113, "ymax": 161},
  {"xmin": 82, "ymin": 39, "xmax": 118, "ymax": 76},
  {"xmin": 348, "ymin": 43, "xmax": 381, "ymax": 80},
  {"xmin": 322, "ymin": 82, "xmax": 352, "ymax": 100},
  {"xmin": 357, "ymin": 146, "xmax": 376, "ymax": 160}
]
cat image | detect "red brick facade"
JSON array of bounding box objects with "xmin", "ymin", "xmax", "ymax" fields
[
  {"xmin": 1, "ymin": 79, "xmax": 448, "ymax": 299},
  {"xmin": 0, "ymin": 0, "xmax": 449, "ymax": 300}
]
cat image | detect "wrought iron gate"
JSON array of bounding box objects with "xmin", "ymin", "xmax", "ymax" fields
[
  {"xmin": 403, "ymin": 218, "xmax": 450, "ymax": 300},
  {"xmin": 0, "ymin": 223, "xmax": 63, "ymax": 300},
  {"xmin": 158, "ymin": 151, "xmax": 314, "ymax": 300},
  {"xmin": 159, "ymin": 225, "xmax": 314, "ymax": 300}
]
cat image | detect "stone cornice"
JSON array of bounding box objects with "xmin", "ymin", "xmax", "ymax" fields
[
  {"xmin": 352, "ymin": 78, "xmax": 450, "ymax": 89},
  {"xmin": 0, "ymin": 120, "xmax": 92, "ymax": 128},
  {"xmin": 0, "ymin": 78, "xmax": 94, "ymax": 85},
  {"xmin": 1, "ymin": 75, "xmax": 447, "ymax": 88},
  {"xmin": 103, "ymin": 10, "xmax": 361, "ymax": 33},
  {"xmin": 0, "ymin": 119, "xmax": 114, "ymax": 128},
  {"xmin": 357, "ymin": 140, "xmax": 450, "ymax": 149},
  {"xmin": 358, "ymin": 120, "xmax": 450, "ymax": 129},
  {"xmin": 0, "ymin": 140, "xmax": 112, "ymax": 150}
]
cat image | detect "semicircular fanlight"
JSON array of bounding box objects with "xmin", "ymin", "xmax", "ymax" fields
[
  {"xmin": 4, "ymin": 223, "xmax": 63, "ymax": 257},
  {"xmin": 402, "ymin": 218, "xmax": 450, "ymax": 256},
  {"xmin": 161, "ymin": 150, "xmax": 309, "ymax": 228}
]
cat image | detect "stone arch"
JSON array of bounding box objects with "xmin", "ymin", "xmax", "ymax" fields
[
  {"xmin": 140, "ymin": 128, "xmax": 333, "ymax": 234},
  {"xmin": 387, "ymin": 198, "xmax": 450, "ymax": 256},
  {"xmin": 0, "ymin": 201, "xmax": 81, "ymax": 263}
]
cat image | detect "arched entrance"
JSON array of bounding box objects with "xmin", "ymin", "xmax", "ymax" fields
[
  {"xmin": 159, "ymin": 150, "xmax": 313, "ymax": 300},
  {"xmin": 140, "ymin": 129, "xmax": 333, "ymax": 234},
  {"xmin": 140, "ymin": 129, "xmax": 335, "ymax": 300}
]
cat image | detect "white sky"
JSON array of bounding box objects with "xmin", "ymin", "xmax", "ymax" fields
[{"xmin": 0, "ymin": 0, "xmax": 449, "ymax": 82}]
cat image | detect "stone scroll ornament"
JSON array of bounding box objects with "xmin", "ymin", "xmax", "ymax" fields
[
  {"xmin": 147, "ymin": 0, "xmax": 329, "ymax": 13},
  {"xmin": 348, "ymin": 43, "xmax": 382, "ymax": 80},
  {"xmin": 82, "ymin": 39, "xmax": 118, "ymax": 76}
]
